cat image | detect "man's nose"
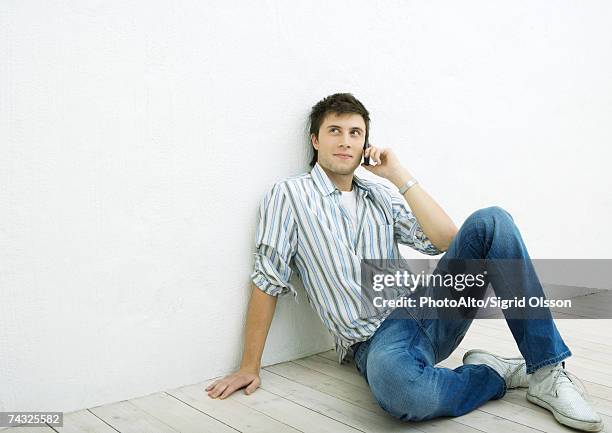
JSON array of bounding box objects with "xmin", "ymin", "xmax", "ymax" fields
[{"xmin": 340, "ymin": 132, "xmax": 352, "ymax": 147}]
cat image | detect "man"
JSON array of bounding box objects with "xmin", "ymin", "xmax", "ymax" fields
[{"xmin": 206, "ymin": 93, "xmax": 602, "ymax": 432}]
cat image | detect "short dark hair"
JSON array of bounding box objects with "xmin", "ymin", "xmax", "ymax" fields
[{"xmin": 308, "ymin": 93, "xmax": 370, "ymax": 167}]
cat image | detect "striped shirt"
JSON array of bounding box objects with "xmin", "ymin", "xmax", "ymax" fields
[{"xmin": 250, "ymin": 162, "xmax": 443, "ymax": 364}]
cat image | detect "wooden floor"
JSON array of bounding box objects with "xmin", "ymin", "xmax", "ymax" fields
[{"xmin": 5, "ymin": 317, "xmax": 612, "ymax": 432}]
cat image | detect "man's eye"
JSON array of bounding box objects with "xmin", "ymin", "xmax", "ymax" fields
[
  {"xmin": 351, "ymin": 130, "xmax": 361, "ymax": 135},
  {"xmin": 330, "ymin": 128, "xmax": 338, "ymax": 133}
]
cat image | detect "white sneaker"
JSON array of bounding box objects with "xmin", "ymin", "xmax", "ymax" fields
[
  {"xmin": 463, "ymin": 349, "xmax": 528, "ymax": 389},
  {"xmin": 527, "ymin": 362, "xmax": 603, "ymax": 432}
]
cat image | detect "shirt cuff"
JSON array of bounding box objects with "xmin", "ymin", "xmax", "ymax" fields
[{"xmin": 250, "ymin": 253, "xmax": 299, "ymax": 303}]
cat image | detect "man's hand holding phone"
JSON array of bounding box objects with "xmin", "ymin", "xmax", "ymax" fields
[{"xmin": 361, "ymin": 144, "xmax": 413, "ymax": 187}]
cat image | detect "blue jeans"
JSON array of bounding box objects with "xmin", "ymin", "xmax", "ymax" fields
[{"xmin": 352, "ymin": 206, "xmax": 571, "ymax": 421}]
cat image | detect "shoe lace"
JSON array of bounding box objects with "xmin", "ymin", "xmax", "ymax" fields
[{"xmin": 551, "ymin": 361, "xmax": 590, "ymax": 401}]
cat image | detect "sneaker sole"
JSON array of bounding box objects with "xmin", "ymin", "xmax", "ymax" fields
[{"xmin": 526, "ymin": 392, "xmax": 603, "ymax": 432}]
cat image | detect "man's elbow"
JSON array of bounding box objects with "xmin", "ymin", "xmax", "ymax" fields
[{"xmin": 438, "ymin": 227, "xmax": 459, "ymax": 252}]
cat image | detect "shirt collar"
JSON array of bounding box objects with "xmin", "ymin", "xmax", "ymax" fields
[{"xmin": 310, "ymin": 162, "xmax": 370, "ymax": 197}]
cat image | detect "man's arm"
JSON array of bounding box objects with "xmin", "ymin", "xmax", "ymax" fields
[
  {"xmin": 362, "ymin": 146, "xmax": 458, "ymax": 252},
  {"xmin": 240, "ymin": 282, "xmax": 278, "ymax": 371},
  {"xmin": 207, "ymin": 182, "xmax": 298, "ymax": 399},
  {"xmin": 389, "ymin": 168, "xmax": 458, "ymax": 252},
  {"xmin": 206, "ymin": 282, "xmax": 277, "ymax": 399}
]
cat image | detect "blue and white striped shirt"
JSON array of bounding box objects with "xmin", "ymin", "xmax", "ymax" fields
[{"xmin": 250, "ymin": 162, "xmax": 443, "ymax": 364}]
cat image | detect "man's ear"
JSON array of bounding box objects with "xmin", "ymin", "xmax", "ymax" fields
[{"xmin": 310, "ymin": 133, "xmax": 319, "ymax": 150}]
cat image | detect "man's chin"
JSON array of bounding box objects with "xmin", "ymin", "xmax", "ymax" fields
[
  {"xmin": 318, "ymin": 159, "xmax": 359, "ymax": 175},
  {"xmin": 329, "ymin": 164, "xmax": 357, "ymax": 175}
]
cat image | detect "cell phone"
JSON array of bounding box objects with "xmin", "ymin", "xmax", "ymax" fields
[{"xmin": 363, "ymin": 139, "xmax": 371, "ymax": 166}]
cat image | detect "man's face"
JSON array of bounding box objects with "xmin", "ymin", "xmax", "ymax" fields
[{"xmin": 311, "ymin": 112, "xmax": 366, "ymax": 175}]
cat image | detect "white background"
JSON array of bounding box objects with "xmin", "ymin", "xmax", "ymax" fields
[{"xmin": 1, "ymin": 0, "xmax": 611, "ymax": 412}]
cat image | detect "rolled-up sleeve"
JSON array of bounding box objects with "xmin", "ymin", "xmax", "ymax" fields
[
  {"xmin": 383, "ymin": 184, "xmax": 443, "ymax": 256},
  {"xmin": 250, "ymin": 182, "xmax": 299, "ymax": 302}
]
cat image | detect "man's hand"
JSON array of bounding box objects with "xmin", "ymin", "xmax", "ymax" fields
[
  {"xmin": 361, "ymin": 145, "xmax": 413, "ymax": 187},
  {"xmin": 363, "ymin": 145, "xmax": 458, "ymax": 251},
  {"xmin": 205, "ymin": 368, "xmax": 261, "ymax": 399}
]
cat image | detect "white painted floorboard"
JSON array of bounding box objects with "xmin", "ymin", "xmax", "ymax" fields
[{"xmin": 4, "ymin": 318, "xmax": 611, "ymax": 432}]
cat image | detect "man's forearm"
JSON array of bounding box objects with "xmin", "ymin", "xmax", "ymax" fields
[
  {"xmin": 239, "ymin": 283, "xmax": 278, "ymax": 372},
  {"xmin": 390, "ymin": 168, "xmax": 458, "ymax": 251}
]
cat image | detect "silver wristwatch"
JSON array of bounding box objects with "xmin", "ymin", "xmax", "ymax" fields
[{"xmin": 398, "ymin": 178, "xmax": 419, "ymax": 195}]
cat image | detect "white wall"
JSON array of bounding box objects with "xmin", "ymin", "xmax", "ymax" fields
[{"xmin": 1, "ymin": 0, "xmax": 610, "ymax": 412}]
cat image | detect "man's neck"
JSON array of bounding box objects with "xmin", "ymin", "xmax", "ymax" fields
[{"xmin": 319, "ymin": 164, "xmax": 354, "ymax": 192}]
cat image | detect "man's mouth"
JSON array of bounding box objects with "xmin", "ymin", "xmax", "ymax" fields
[{"xmin": 334, "ymin": 154, "xmax": 352, "ymax": 160}]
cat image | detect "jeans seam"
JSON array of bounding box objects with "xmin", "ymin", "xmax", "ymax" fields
[
  {"xmin": 426, "ymin": 234, "xmax": 484, "ymax": 363},
  {"xmin": 478, "ymin": 226, "xmax": 537, "ymax": 369},
  {"xmin": 526, "ymin": 349, "xmax": 572, "ymax": 374},
  {"xmin": 413, "ymin": 317, "xmax": 440, "ymax": 362}
]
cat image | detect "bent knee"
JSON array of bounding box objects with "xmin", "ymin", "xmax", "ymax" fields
[{"xmin": 466, "ymin": 205, "xmax": 514, "ymax": 228}]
